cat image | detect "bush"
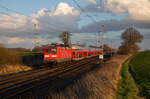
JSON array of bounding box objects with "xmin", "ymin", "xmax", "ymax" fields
[{"xmin": 21, "ymin": 52, "xmax": 43, "ymax": 66}]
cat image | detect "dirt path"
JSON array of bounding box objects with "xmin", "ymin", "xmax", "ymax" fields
[
  {"xmin": 47, "ymin": 55, "xmax": 129, "ymax": 99},
  {"xmin": 93, "ymin": 55, "xmax": 129, "ymax": 99}
]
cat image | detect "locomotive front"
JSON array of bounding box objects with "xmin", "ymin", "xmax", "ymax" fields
[{"xmin": 44, "ymin": 47, "xmax": 58, "ymax": 65}]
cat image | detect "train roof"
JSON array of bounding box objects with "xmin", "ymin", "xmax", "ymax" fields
[{"xmin": 44, "ymin": 46, "xmax": 71, "ymax": 49}]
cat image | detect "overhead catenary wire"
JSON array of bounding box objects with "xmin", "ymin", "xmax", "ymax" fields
[
  {"xmin": 0, "ymin": 4, "xmax": 24, "ymax": 15},
  {"xmin": 72, "ymin": 0, "xmax": 101, "ymax": 48},
  {"xmin": 0, "ymin": 4, "xmax": 73, "ymax": 34},
  {"xmin": 0, "ymin": 5, "xmax": 69, "ymax": 31},
  {"xmin": 0, "ymin": 11, "xmax": 12, "ymax": 16},
  {"xmin": 0, "ymin": 2, "xmax": 101, "ymax": 47},
  {"xmin": 0, "ymin": 2, "xmax": 90, "ymax": 34},
  {"xmin": 72, "ymin": 0, "xmax": 98, "ymax": 23},
  {"xmin": 0, "ymin": 4, "xmax": 82, "ymax": 35}
]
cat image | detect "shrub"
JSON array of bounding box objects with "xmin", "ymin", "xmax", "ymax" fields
[{"xmin": 21, "ymin": 52, "xmax": 43, "ymax": 66}]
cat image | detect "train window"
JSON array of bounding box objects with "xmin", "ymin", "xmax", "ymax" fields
[
  {"xmin": 73, "ymin": 52, "xmax": 76, "ymax": 55},
  {"xmin": 45, "ymin": 49, "xmax": 57, "ymax": 53}
]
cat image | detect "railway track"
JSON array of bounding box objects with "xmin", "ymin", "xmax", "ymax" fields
[{"xmin": 0, "ymin": 56, "xmax": 99, "ymax": 98}]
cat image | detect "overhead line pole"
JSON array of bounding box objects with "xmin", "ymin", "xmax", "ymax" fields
[
  {"xmin": 111, "ymin": 40, "xmax": 112, "ymax": 56},
  {"xmin": 101, "ymin": 25, "xmax": 104, "ymax": 55},
  {"xmin": 34, "ymin": 24, "xmax": 37, "ymax": 49},
  {"xmin": 72, "ymin": 0, "xmax": 101, "ymax": 49}
]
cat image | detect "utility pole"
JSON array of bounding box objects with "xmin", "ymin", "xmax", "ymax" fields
[
  {"xmin": 99, "ymin": 25, "xmax": 104, "ymax": 60},
  {"xmin": 111, "ymin": 40, "xmax": 112, "ymax": 56},
  {"xmin": 96, "ymin": 32, "xmax": 98, "ymax": 50},
  {"xmin": 33, "ymin": 24, "xmax": 37, "ymax": 49},
  {"xmin": 101, "ymin": 25, "xmax": 104, "ymax": 55}
]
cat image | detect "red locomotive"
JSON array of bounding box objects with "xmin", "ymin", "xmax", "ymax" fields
[{"xmin": 43, "ymin": 46, "xmax": 101, "ymax": 65}]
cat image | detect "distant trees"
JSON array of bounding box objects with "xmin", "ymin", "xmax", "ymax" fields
[
  {"xmin": 10, "ymin": 48, "xmax": 31, "ymax": 52},
  {"xmin": 59, "ymin": 31, "xmax": 71, "ymax": 47},
  {"xmin": 89, "ymin": 45, "xmax": 98, "ymax": 48},
  {"xmin": 73, "ymin": 43, "xmax": 86, "ymax": 47},
  {"xmin": 32, "ymin": 46, "xmax": 43, "ymax": 52},
  {"xmin": 100, "ymin": 44, "xmax": 114, "ymax": 53},
  {"xmin": 118, "ymin": 27, "xmax": 143, "ymax": 54},
  {"xmin": 88, "ymin": 44, "xmax": 114, "ymax": 53}
]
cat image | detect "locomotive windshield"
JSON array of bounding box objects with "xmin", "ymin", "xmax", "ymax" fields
[{"xmin": 45, "ymin": 49, "xmax": 57, "ymax": 53}]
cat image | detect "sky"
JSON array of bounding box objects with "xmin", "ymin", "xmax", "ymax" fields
[{"xmin": 0, "ymin": 0, "xmax": 150, "ymax": 50}]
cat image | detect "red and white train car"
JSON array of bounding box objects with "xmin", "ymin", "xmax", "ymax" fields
[
  {"xmin": 43, "ymin": 46, "xmax": 101, "ymax": 65},
  {"xmin": 44, "ymin": 46, "xmax": 72, "ymax": 64}
]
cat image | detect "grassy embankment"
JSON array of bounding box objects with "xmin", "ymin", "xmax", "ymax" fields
[
  {"xmin": 43, "ymin": 55, "xmax": 127, "ymax": 99},
  {"xmin": 129, "ymin": 51, "xmax": 150, "ymax": 99},
  {"xmin": 116, "ymin": 51, "xmax": 150, "ymax": 99},
  {"xmin": 116, "ymin": 58, "xmax": 140, "ymax": 99}
]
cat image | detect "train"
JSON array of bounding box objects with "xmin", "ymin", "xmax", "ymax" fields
[{"xmin": 43, "ymin": 46, "xmax": 101, "ymax": 65}]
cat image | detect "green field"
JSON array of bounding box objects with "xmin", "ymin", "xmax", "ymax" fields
[{"xmin": 129, "ymin": 51, "xmax": 150, "ymax": 98}]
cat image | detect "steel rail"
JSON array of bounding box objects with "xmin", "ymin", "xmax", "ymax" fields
[
  {"xmin": 0, "ymin": 56, "xmax": 98, "ymax": 98},
  {"xmin": 0, "ymin": 61, "xmax": 77, "ymax": 85}
]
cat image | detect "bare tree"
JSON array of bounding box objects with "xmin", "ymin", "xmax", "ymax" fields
[
  {"xmin": 100, "ymin": 44, "xmax": 113, "ymax": 53},
  {"xmin": 89, "ymin": 45, "xmax": 99, "ymax": 48},
  {"xmin": 59, "ymin": 31, "xmax": 71, "ymax": 47},
  {"xmin": 118, "ymin": 27, "xmax": 143, "ymax": 54},
  {"xmin": 73, "ymin": 43, "xmax": 86, "ymax": 47}
]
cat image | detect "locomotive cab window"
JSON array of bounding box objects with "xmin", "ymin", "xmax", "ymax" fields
[
  {"xmin": 73, "ymin": 52, "xmax": 76, "ymax": 55},
  {"xmin": 45, "ymin": 49, "xmax": 57, "ymax": 53}
]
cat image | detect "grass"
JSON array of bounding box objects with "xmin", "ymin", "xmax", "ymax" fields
[
  {"xmin": 0, "ymin": 46, "xmax": 21, "ymax": 65},
  {"xmin": 129, "ymin": 51, "xmax": 150, "ymax": 98},
  {"xmin": 0, "ymin": 64, "xmax": 31, "ymax": 75},
  {"xmin": 116, "ymin": 58, "xmax": 140, "ymax": 99},
  {"xmin": 0, "ymin": 46, "xmax": 32, "ymax": 75}
]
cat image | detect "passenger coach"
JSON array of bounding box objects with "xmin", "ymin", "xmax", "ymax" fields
[{"xmin": 43, "ymin": 46, "xmax": 101, "ymax": 65}]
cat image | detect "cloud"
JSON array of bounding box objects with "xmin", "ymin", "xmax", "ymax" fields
[
  {"xmin": 84, "ymin": 0, "xmax": 150, "ymax": 21},
  {"xmin": 87, "ymin": 0, "xmax": 96, "ymax": 4},
  {"xmin": 0, "ymin": 1, "xmax": 150, "ymax": 50},
  {"xmin": 106, "ymin": 0, "xmax": 150, "ymax": 21},
  {"xmin": 82, "ymin": 0, "xmax": 107, "ymax": 12},
  {"xmin": 83, "ymin": 0, "xmax": 150, "ymax": 21},
  {"xmin": 0, "ymin": 2, "xmax": 80, "ymax": 33},
  {"xmin": 81, "ymin": 18, "xmax": 150, "ymax": 33},
  {"xmin": 35, "ymin": 2, "xmax": 80, "ymax": 34},
  {"xmin": 0, "ymin": 2, "xmax": 81, "ymax": 47},
  {"xmin": 31, "ymin": 2, "xmax": 80, "ymax": 25},
  {"xmin": 80, "ymin": 0, "xmax": 150, "ymax": 32},
  {"xmin": 7, "ymin": 37, "xmax": 25, "ymax": 44},
  {"xmin": 0, "ymin": 14, "xmax": 28, "ymax": 29}
]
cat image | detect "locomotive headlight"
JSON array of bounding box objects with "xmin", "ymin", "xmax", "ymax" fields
[
  {"xmin": 51, "ymin": 55, "xmax": 57, "ymax": 57},
  {"xmin": 44, "ymin": 55, "xmax": 49, "ymax": 57}
]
